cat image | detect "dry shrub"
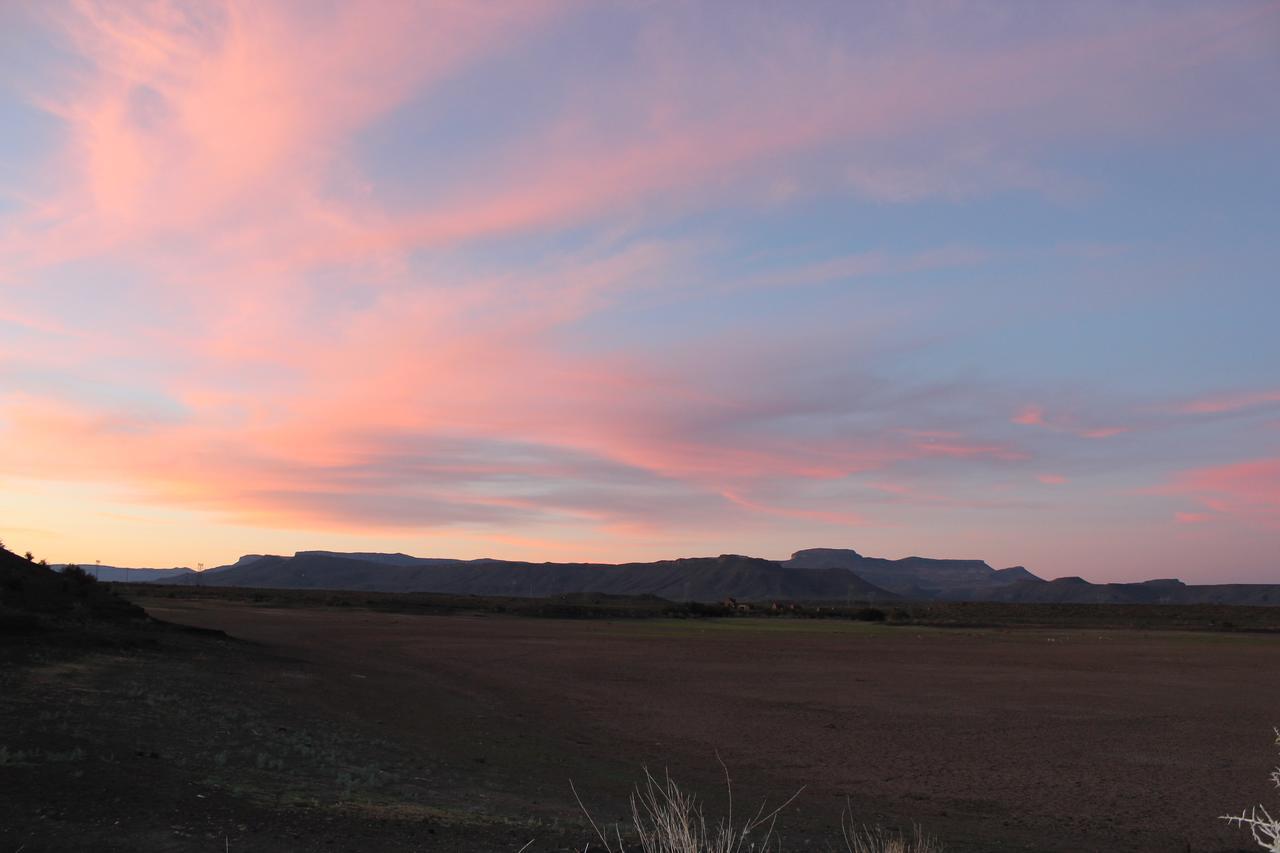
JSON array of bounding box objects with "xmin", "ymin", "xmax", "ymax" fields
[
  {"xmin": 573, "ymin": 764, "xmax": 800, "ymax": 853},
  {"xmin": 1222, "ymin": 729, "xmax": 1280, "ymax": 852},
  {"xmin": 842, "ymin": 820, "xmax": 945, "ymax": 853},
  {"xmin": 571, "ymin": 765, "xmax": 944, "ymax": 853}
]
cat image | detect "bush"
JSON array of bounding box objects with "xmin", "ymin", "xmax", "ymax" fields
[
  {"xmin": 852, "ymin": 608, "xmax": 887, "ymax": 622},
  {"xmin": 685, "ymin": 602, "xmax": 732, "ymax": 617},
  {"xmin": 61, "ymin": 564, "xmax": 96, "ymax": 585}
]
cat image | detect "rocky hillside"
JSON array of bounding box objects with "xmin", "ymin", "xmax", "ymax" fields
[{"xmin": 0, "ymin": 547, "xmax": 146, "ymax": 629}]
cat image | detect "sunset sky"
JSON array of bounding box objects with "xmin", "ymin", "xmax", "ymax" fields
[{"xmin": 1, "ymin": 1, "xmax": 1277, "ymax": 581}]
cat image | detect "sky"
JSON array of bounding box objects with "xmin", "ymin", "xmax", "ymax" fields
[{"xmin": 0, "ymin": 1, "xmax": 1277, "ymax": 582}]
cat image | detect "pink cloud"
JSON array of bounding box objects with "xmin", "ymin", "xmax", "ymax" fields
[
  {"xmin": 1078, "ymin": 426, "xmax": 1130, "ymax": 440},
  {"xmin": 1177, "ymin": 389, "xmax": 1280, "ymax": 415},
  {"xmin": 1037, "ymin": 474, "xmax": 1067, "ymax": 485},
  {"xmin": 327, "ymin": 1, "xmax": 1276, "ymax": 256},
  {"xmin": 0, "ymin": 1, "xmax": 1275, "ymax": 565},
  {"xmin": 1164, "ymin": 459, "xmax": 1280, "ymax": 528},
  {"xmin": 0, "ymin": 301, "xmax": 1045, "ymax": 538},
  {"xmin": 733, "ymin": 245, "xmax": 990, "ymax": 293},
  {"xmin": 896, "ymin": 425, "xmax": 1026, "ymax": 463},
  {"xmin": 2, "ymin": 0, "xmax": 563, "ymax": 272},
  {"xmin": 719, "ymin": 490, "xmax": 869, "ymax": 527},
  {"xmin": 1012, "ymin": 405, "xmax": 1046, "ymax": 426},
  {"xmin": 913, "ymin": 440, "xmax": 1027, "ymax": 462},
  {"xmin": 1012, "ymin": 404, "xmax": 1127, "ymax": 440},
  {"xmin": 5, "ymin": 0, "xmax": 1270, "ymax": 287}
]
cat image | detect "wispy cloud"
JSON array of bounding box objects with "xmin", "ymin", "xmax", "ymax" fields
[
  {"xmin": 1011, "ymin": 405, "xmax": 1128, "ymax": 440},
  {"xmin": 1175, "ymin": 389, "xmax": 1280, "ymax": 415},
  {"xmin": 1162, "ymin": 458, "xmax": 1280, "ymax": 528}
]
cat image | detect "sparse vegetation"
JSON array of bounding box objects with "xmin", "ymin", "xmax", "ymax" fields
[
  {"xmin": 0, "ymin": 745, "xmax": 29, "ymax": 765},
  {"xmin": 0, "ymin": 745, "xmax": 86, "ymax": 765},
  {"xmin": 570, "ymin": 767, "xmax": 942, "ymax": 853},
  {"xmin": 61, "ymin": 564, "xmax": 94, "ymax": 585},
  {"xmin": 850, "ymin": 607, "xmax": 886, "ymax": 622},
  {"xmin": 573, "ymin": 766, "xmax": 801, "ymax": 853},
  {"xmin": 4, "ymin": 580, "xmax": 1273, "ymax": 851},
  {"xmin": 0, "ymin": 543, "xmax": 146, "ymax": 626},
  {"xmin": 842, "ymin": 821, "xmax": 944, "ymax": 853},
  {"xmin": 120, "ymin": 582, "xmax": 1280, "ymax": 632},
  {"xmin": 1222, "ymin": 729, "xmax": 1280, "ymax": 851}
]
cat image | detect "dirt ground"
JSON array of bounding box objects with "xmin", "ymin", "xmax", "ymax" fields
[{"xmin": 5, "ymin": 596, "xmax": 1279, "ymax": 852}]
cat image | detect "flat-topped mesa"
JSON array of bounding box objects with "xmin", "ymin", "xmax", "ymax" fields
[
  {"xmin": 783, "ymin": 547, "xmax": 1031, "ymax": 596},
  {"xmin": 788, "ymin": 547, "xmax": 993, "ymax": 571},
  {"xmin": 294, "ymin": 551, "xmax": 427, "ymax": 567},
  {"xmin": 786, "ymin": 548, "xmax": 862, "ymax": 566}
]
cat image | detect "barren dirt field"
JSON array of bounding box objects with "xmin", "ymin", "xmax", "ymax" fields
[{"xmin": 6, "ymin": 596, "xmax": 1280, "ymax": 852}]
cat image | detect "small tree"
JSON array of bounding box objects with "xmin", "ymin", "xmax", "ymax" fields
[{"xmin": 23, "ymin": 551, "xmax": 33, "ymax": 562}]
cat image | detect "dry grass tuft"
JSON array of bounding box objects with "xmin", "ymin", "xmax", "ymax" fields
[
  {"xmin": 572, "ymin": 762, "xmax": 800, "ymax": 853},
  {"xmin": 569, "ymin": 762, "xmax": 945, "ymax": 853},
  {"xmin": 841, "ymin": 819, "xmax": 945, "ymax": 853}
]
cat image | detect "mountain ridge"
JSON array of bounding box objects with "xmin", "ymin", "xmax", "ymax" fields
[
  {"xmin": 174, "ymin": 552, "xmax": 899, "ymax": 602},
  {"xmin": 98, "ymin": 546, "xmax": 1280, "ymax": 605},
  {"xmin": 52, "ymin": 564, "xmax": 194, "ymax": 583}
]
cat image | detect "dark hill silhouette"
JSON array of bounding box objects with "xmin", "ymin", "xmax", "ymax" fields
[
  {"xmin": 99, "ymin": 544, "xmax": 1280, "ymax": 605},
  {"xmin": 783, "ymin": 548, "xmax": 1043, "ymax": 596},
  {"xmin": 51, "ymin": 564, "xmax": 193, "ymax": 583},
  {"xmin": 0, "ymin": 547, "xmax": 145, "ymax": 627},
  {"xmin": 949, "ymin": 576, "xmax": 1280, "ymax": 605},
  {"xmin": 176, "ymin": 552, "xmax": 897, "ymax": 602},
  {"xmin": 291, "ymin": 551, "xmax": 464, "ymax": 567}
]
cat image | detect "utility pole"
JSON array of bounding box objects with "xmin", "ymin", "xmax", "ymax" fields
[{"xmin": 95, "ymin": 559, "xmax": 101, "ymax": 581}]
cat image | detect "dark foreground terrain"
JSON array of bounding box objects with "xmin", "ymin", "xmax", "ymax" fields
[{"xmin": 4, "ymin": 591, "xmax": 1280, "ymax": 852}]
